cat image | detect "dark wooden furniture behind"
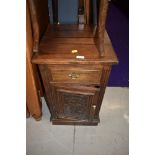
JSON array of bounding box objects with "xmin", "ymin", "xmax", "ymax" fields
[
  {"xmin": 26, "ymin": 1, "xmax": 43, "ymax": 120},
  {"xmin": 28, "ymin": 0, "xmax": 118, "ymax": 125}
]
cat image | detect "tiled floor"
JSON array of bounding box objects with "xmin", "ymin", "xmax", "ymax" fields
[{"xmin": 27, "ymin": 87, "xmax": 129, "ymax": 155}]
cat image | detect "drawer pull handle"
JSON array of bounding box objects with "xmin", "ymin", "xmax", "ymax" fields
[
  {"xmin": 68, "ymin": 72, "xmax": 80, "ymax": 80},
  {"xmin": 91, "ymin": 105, "xmax": 97, "ymax": 120}
]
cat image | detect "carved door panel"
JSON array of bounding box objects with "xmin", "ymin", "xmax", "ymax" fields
[{"xmin": 51, "ymin": 84, "xmax": 100, "ymax": 121}]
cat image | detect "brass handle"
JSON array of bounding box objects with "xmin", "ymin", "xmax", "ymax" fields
[{"xmin": 68, "ymin": 72, "xmax": 80, "ymax": 80}]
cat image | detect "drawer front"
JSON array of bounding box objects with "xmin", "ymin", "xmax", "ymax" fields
[{"xmin": 48, "ymin": 65, "xmax": 102, "ymax": 84}]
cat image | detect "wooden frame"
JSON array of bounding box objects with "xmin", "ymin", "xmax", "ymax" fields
[
  {"xmin": 26, "ymin": 0, "xmax": 43, "ymax": 120},
  {"xmin": 28, "ymin": 0, "xmax": 118, "ymax": 125}
]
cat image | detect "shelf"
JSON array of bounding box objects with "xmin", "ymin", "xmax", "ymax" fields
[
  {"xmin": 39, "ymin": 24, "xmax": 98, "ymax": 56},
  {"xmin": 32, "ymin": 24, "xmax": 118, "ymax": 65}
]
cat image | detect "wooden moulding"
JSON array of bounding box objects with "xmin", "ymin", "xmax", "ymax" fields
[
  {"xmin": 85, "ymin": 0, "xmax": 90, "ymax": 24},
  {"xmin": 28, "ymin": 0, "xmax": 49, "ymax": 52},
  {"xmin": 26, "ymin": 0, "xmax": 43, "ymax": 121},
  {"xmin": 95, "ymin": 0, "xmax": 109, "ymax": 57}
]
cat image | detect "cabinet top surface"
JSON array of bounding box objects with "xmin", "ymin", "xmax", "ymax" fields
[{"xmin": 32, "ymin": 25, "xmax": 118, "ymax": 65}]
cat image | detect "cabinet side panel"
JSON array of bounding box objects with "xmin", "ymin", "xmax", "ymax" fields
[
  {"xmin": 95, "ymin": 65, "xmax": 112, "ymax": 116},
  {"xmin": 39, "ymin": 65, "xmax": 58, "ymax": 119},
  {"xmin": 26, "ymin": 1, "xmax": 42, "ymax": 120}
]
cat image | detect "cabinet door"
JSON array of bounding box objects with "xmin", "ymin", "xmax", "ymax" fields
[{"xmin": 51, "ymin": 84, "xmax": 100, "ymax": 121}]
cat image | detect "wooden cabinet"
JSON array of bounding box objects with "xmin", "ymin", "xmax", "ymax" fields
[
  {"xmin": 26, "ymin": 0, "xmax": 43, "ymax": 120},
  {"xmin": 28, "ymin": 0, "xmax": 118, "ymax": 125},
  {"xmin": 38, "ymin": 63, "xmax": 113, "ymax": 125},
  {"xmin": 39, "ymin": 64, "xmax": 106, "ymax": 125}
]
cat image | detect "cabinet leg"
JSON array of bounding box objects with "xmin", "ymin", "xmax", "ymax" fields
[{"xmin": 32, "ymin": 113, "xmax": 42, "ymax": 121}]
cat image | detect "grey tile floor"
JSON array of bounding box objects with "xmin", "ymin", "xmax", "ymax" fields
[{"xmin": 27, "ymin": 87, "xmax": 129, "ymax": 155}]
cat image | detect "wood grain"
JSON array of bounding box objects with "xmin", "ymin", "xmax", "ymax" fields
[
  {"xmin": 32, "ymin": 31, "xmax": 118, "ymax": 64},
  {"xmin": 29, "ymin": 0, "xmax": 118, "ymax": 125},
  {"xmin": 96, "ymin": 0, "xmax": 109, "ymax": 56},
  {"xmin": 26, "ymin": 0, "xmax": 42, "ymax": 120},
  {"xmin": 85, "ymin": 0, "xmax": 90, "ymax": 24},
  {"xmin": 28, "ymin": 0, "xmax": 49, "ymax": 52},
  {"xmin": 48, "ymin": 65, "xmax": 102, "ymax": 84}
]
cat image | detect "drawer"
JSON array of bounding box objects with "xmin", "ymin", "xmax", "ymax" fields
[{"xmin": 48, "ymin": 65, "xmax": 102, "ymax": 84}]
